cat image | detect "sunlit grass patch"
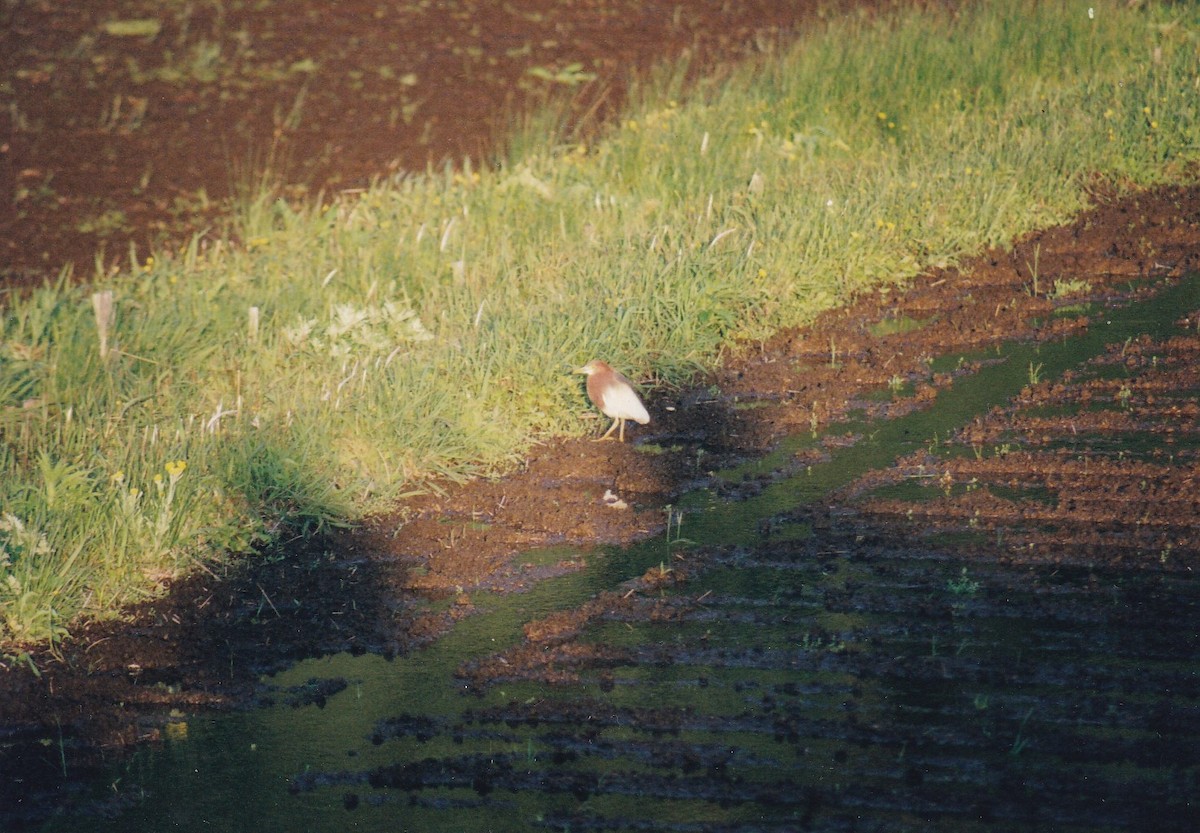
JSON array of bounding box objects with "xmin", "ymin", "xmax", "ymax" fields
[{"xmin": 2, "ymin": 0, "xmax": 1198, "ymax": 647}]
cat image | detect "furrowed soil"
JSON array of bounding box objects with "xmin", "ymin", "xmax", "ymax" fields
[{"xmin": 2, "ymin": 1, "xmax": 1199, "ymax": 829}]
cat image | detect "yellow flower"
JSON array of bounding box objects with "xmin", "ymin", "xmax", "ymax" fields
[
  {"xmin": 111, "ymin": 470, "xmax": 125, "ymax": 483},
  {"xmin": 165, "ymin": 460, "xmax": 188, "ymax": 478}
]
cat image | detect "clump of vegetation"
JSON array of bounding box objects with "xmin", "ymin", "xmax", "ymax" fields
[{"xmin": 2, "ymin": 1, "xmax": 1197, "ymax": 646}]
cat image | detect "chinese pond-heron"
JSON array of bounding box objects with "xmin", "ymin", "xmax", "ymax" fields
[{"xmin": 576, "ymin": 360, "xmax": 650, "ymax": 442}]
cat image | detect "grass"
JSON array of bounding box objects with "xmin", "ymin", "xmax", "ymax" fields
[{"xmin": 2, "ymin": 0, "xmax": 1198, "ymax": 647}]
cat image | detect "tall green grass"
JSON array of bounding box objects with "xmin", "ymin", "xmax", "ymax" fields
[{"xmin": 1, "ymin": 1, "xmax": 1197, "ymax": 646}]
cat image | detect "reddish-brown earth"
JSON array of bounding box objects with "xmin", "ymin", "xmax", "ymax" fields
[{"xmin": 2, "ymin": 0, "xmax": 1200, "ymax": 827}]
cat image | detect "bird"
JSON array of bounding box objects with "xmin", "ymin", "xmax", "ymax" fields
[{"xmin": 577, "ymin": 359, "xmax": 650, "ymax": 442}]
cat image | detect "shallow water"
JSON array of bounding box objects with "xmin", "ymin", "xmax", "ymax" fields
[{"xmin": 39, "ymin": 277, "xmax": 1200, "ymax": 832}]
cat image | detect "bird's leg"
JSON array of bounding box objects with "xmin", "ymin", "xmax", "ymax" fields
[
  {"xmin": 618, "ymin": 419, "xmax": 626, "ymax": 443},
  {"xmin": 596, "ymin": 418, "xmax": 620, "ymax": 441}
]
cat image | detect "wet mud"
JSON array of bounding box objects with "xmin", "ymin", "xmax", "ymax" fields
[
  {"xmin": 848, "ymin": 324, "xmax": 1200, "ymax": 569},
  {"xmin": 321, "ymin": 534, "xmax": 1196, "ymax": 831}
]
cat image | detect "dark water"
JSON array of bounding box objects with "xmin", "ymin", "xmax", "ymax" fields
[{"xmin": 36, "ymin": 277, "xmax": 1200, "ymax": 832}]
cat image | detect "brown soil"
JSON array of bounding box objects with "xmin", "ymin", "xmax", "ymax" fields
[
  {"xmin": 846, "ymin": 341, "xmax": 1200, "ymax": 569},
  {"xmin": 3, "ymin": 0, "xmax": 1200, "ymax": 827}
]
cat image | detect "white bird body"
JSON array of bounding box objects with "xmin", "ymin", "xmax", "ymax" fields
[{"xmin": 577, "ymin": 360, "xmax": 650, "ymax": 442}]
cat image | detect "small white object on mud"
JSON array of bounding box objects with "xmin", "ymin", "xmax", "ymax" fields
[{"xmin": 602, "ymin": 489, "xmax": 629, "ymax": 510}]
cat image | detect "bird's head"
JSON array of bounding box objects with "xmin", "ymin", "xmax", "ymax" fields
[{"xmin": 576, "ymin": 359, "xmax": 611, "ymax": 376}]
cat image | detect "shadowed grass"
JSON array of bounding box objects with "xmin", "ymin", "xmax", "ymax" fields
[{"xmin": 1, "ymin": 1, "xmax": 1197, "ymax": 646}]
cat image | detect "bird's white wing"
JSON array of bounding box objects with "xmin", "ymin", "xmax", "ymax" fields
[{"xmin": 604, "ymin": 383, "xmax": 650, "ymax": 425}]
